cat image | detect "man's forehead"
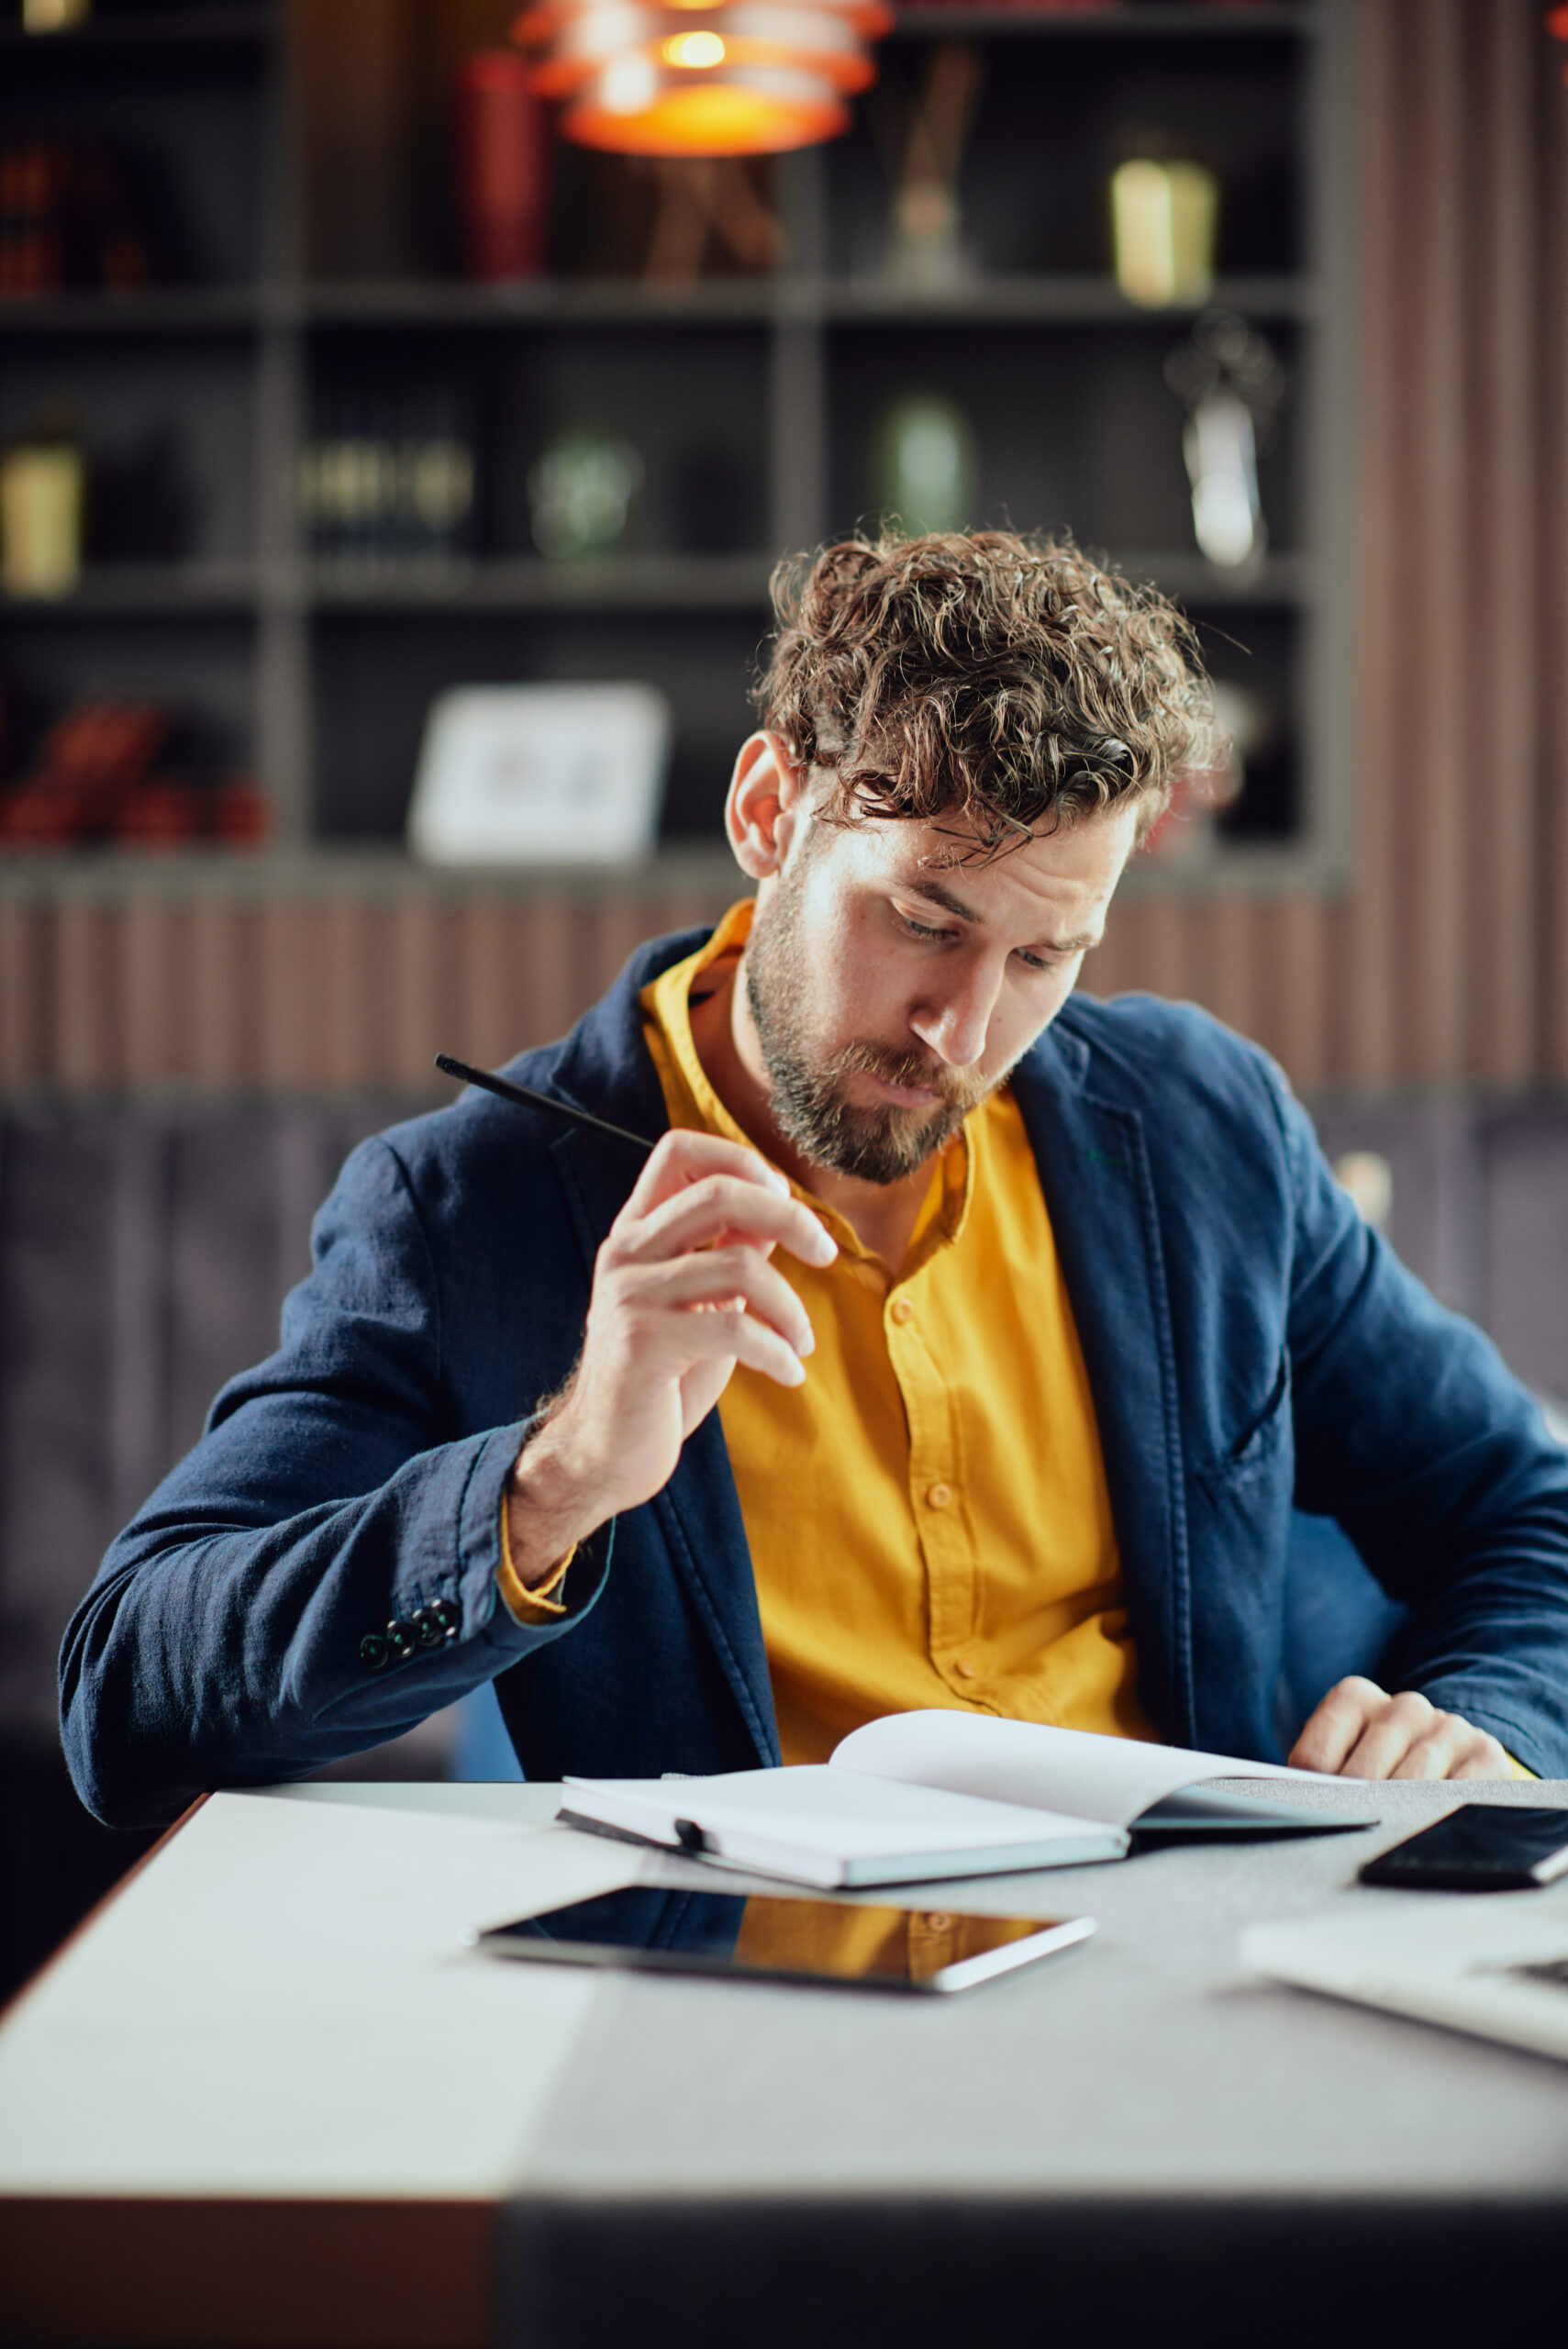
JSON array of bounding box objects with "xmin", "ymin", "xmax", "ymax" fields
[
  {"xmin": 835, "ymin": 804, "xmax": 1057, "ymax": 872},
  {"xmin": 849, "ymin": 805, "xmax": 1121, "ymax": 884}
]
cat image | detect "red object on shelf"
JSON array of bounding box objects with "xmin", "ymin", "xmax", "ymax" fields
[
  {"xmin": 453, "ymin": 50, "xmax": 551, "ymax": 281},
  {"xmin": 0, "ymin": 778, "xmax": 97, "ymax": 848},
  {"xmin": 210, "ymin": 777, "xmax": 270, "ymax": 849},
  {"xmin": 116, "ymin": 780, "xmax": 202, "ymax": 849},
  {"xmin": 0, "ymin": 704, "xmax": 267, "ymax": 856}
]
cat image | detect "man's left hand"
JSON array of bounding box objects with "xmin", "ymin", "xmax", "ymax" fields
[{"xmin": 1289, "ymin": 1676, "xmax": 1513, "ymax": 1778}]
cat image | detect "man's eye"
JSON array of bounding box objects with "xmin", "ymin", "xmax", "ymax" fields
[{"xmin": 895, "ymin": 908, "xmax": 950, "ymax": 942}]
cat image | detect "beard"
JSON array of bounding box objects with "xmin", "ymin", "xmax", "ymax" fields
[{"xmin": 742, "ymin": 857, "xmax": 1001, "ymax": 1186}]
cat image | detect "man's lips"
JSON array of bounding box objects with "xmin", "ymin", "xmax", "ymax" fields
[{"xmin": 864, "ymin": 1067, "xmax": 942, "ymax": 1109}]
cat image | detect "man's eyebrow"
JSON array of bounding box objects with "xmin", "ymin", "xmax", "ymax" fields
[
  {"xmin": 904, "ymin": 876, "xmax": 1101, "ymax": 955},
  {"xmin": 906, "ymin": 876, "xmax": 981, "ymax": 923}
]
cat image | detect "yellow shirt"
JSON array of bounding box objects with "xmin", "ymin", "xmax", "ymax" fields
[{"xmin": 639, "ymin": 898, "xmax": 1152, "ymax": 1765}]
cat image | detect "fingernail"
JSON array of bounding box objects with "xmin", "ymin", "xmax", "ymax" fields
[
  {"xmin": 811, "ymin": 1228, "xmax": 837, "ymax": 1264},
  {"xmin": 763, "ymin": 1164, "xmax": 792, "ymax": 1197},
  {"xmin": 796, "ymin": 1325, "xmax": 815, "ymax": 1357}
]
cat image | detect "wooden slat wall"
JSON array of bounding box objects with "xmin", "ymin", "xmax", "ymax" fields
[
  {"xmin": 1, "ymin": 2, "xmax": 1563, "ymax": 1099},
  {"xmin": 0, "ymin": 884, "xmax": 737, "ymax": 1093}
]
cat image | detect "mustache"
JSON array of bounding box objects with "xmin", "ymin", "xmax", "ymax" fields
[{"xmin": 830, "ymin": 1040, "xmax": 980, "ymax": 1108}]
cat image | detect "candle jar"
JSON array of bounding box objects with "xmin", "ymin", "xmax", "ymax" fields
[{"xmin": 0, "ymin": 437, "xmax": 85, "ymax": 597}]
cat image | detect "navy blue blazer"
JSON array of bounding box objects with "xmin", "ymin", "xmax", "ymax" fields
[{"xmin": 61, "ymin": 930, "xmax": 1568, "ymax": 1825}]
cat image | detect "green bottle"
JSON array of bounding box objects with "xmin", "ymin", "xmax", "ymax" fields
[{"xmin": 870, "ymin": 391, "xmax": 977, "ymax": 539}]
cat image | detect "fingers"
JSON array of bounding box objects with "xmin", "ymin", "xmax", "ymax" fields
[
  {"xmin": 624, "ymin": 1129, "xmax": 791, "ymax": 1221},
  {"xmin": 1290, "ymin": 1676, "xmax": 1514, "ymax": 1781},
  {"xmin": 1339, "ymin": 1690, "xmax": 1449, "ymax": 1780},
  {"xmin": 623, "ymin": 1169, "xmax": 836, "ymax": 1273},
  {"xmin": 1392, "ymin": 1717, "xmax": 1513, "ymax": 1781},
  {"xmin": 1288, "ymin": 1675, "xmax": 1386, "ymax": 1775},
  {"xmin": 628, "ymin": 1244, "xmax": 818, "ymax": 1375},
  {"xmin": 599, "ymin": 1271, "xmax": 806, "ymax": 1391}
]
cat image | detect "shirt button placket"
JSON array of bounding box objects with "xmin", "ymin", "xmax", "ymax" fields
[{"xmin": 891, "ymin": 1283, "xmax": 971, "ymax": 1676}]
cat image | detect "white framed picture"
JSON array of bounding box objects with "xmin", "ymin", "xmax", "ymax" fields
[{"xmin": 406, "ymin": 682, "xmax": 672, "ymax": 866}]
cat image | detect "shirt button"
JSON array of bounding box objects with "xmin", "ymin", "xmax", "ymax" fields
[
  {"xmin": 952, "ymin": 1657, "xmax": 978, "ymax": 1681},
  {"xmin": 923, "ymin": 1913, "xmax": 954, "ymax": 1932},
  {"xmin": 926, "ymin": 1481, "xmax": 952, "ymax": 1509},
  {"xmin": 889, "ymin": 1297, "xmax": 915, "ymax": 1325}
]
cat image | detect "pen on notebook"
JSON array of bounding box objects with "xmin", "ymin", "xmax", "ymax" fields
[{"xmin": 434, "ymin": 1053, "xmax": 656, "ymax": 1156}]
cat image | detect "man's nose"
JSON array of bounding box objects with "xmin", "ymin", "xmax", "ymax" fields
[{"xmin": 909, "ymin": 965, "xmax": 1001, "ymax": 1068}]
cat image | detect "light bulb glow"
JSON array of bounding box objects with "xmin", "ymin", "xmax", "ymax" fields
[
  {"xmin": 601, "ymin": 48, "xmax": 657, "ymax": 111},
  {"xmin": 663, "ymin": 28, "xmax": 725, "ymax": 64}
]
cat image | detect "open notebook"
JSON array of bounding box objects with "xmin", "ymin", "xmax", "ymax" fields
[{"xmin": 559, "ymin": 1710, "xmax": 1375, "ymax": 1890}]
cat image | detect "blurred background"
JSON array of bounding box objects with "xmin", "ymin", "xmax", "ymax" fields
[{"xmin": 2, "ymin": 0, "xmax": 1566, "ymax": 1998}]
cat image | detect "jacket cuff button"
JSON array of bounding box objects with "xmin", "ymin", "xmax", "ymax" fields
[
  {"xmin": 412, "ymin": 1607, "xmax": 444, "ymax": 1650},
  {"xmin": 360, "ymin": 1632, "xmax": 390, "ymax": 1672},
  {"xmin": 385, "ymin": 1619, "xmax": 417, "ymax": 1662},
  {"xmin": 434, "ymin": 1598, "xmax": 462, "ymax": 1639}
]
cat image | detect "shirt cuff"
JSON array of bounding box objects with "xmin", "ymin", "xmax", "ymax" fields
[{"xmin": 495, "ymin": 1488, "xmax": 575, "ymax": 1625}]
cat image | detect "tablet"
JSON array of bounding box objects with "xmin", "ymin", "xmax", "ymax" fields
[{"xmin": 475, "ymin": 1884, "xmax": 1094, "ymax": 1995}]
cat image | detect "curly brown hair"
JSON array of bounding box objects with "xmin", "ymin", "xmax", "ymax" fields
[{"xmin": 755, "ymin": 529, "xmax": 1221, "ymax": 854}]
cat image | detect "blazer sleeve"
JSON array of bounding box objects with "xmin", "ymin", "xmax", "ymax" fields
[
  {"xmin": 1269, "ymin": 1063, "xmax": 1568, "ymax": 1776},
  {"xmin": 59, "ymin": 1134, "xmax": 610, "ymax": 1829}
]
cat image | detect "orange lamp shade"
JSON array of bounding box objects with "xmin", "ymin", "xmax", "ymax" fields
[{"xmin": 512, "ymin": 0, "xmax": 890, "ymax": 155}]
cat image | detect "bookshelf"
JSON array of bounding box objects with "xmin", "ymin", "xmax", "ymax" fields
[{"xmin": 0, "ymin": 0, "xmax": 1354, "ymax": 888}]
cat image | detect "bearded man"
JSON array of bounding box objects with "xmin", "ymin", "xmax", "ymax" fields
[{"xmin": 62, "ymin": 533, "xmax": 1568, "ymax": 1827}]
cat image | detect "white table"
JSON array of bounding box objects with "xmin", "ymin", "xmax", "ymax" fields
[{"xmin": 3, "ymin": 1778, "xmax": 1566, "ymax": 2349}]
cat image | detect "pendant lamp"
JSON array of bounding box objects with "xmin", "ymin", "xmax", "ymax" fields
[{"xmin": 512, "ymin": 0, "xmax": 892, "ymax": 157}]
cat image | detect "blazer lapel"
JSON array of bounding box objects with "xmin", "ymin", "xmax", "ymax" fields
[{"xmin": 1011, "ymin": 1028, "xmax": 1195, "ymax": 1743}]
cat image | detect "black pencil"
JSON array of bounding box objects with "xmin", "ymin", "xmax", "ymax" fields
[{"xmin": 435, "ymin": 1053, "xmax": 656, "ymax": 1155}]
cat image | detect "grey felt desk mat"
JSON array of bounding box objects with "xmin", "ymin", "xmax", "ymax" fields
[{"xmin": 516, "ymin": 1780, "xmax": 1568, "ymax": 2201}]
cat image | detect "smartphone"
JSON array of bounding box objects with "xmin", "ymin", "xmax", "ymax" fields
[
  {"xmin": 476, "ymin": 1883, "xmax": 1095, "ymax": 1995},
  {"xmin": 1358, "ymin": 1804, "xmax": 1568, "ymax": 1891}
]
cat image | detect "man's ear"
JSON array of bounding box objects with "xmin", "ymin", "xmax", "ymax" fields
[{"xmin": 725, "ymin": 732, "xmax": 809, "ymax": 879}]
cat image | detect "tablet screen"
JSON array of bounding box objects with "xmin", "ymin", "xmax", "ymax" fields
[{"xmin": 476, "ymin": 1886, "xmax": 1093, "ymax": 1994}]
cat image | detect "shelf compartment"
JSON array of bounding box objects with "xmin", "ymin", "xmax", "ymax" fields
[
  {"xmin": 307, "ymin": 319, "xmax": 773, "ymax": 566},
  {"xmin": 826, "ymin": 317, "xmax": 1303, "ymax": 562},
  {"xmin": 830, "ymin": 18, "xmax": 1307, "ymax": 284},
  {"xmin": 1, "ymin": 50, "xmax": 272, "ymax": 295},
  {"xmin": 0, "ymin": 336, "xmax": 257, "ymax": 566},
  {"xmin": 309, "ymin": 607, "xmax": 769, "ymax": 848},
  {"xmin": 0, "ymin": 608, "xmax": 257, "ymax": 790}
]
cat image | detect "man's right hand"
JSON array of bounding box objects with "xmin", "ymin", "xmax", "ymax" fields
[{"xmin": 505, "ymin": 1130, "xmax": 836, "ymax": 1587}]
